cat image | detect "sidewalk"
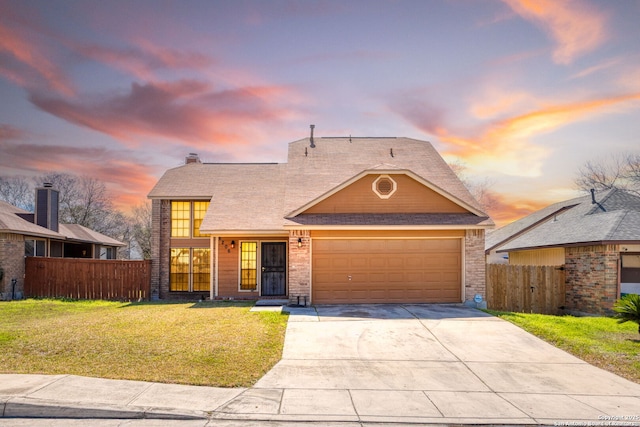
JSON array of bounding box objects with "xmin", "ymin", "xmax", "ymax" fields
[{"xmin": 2, "ymin": 305, "xmax": 640, "ymax": 425}]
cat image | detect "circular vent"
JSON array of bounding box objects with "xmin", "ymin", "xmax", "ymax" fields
[{"xmin": 372, "ymin": 175, "xmax": 397, "ymax": 199}]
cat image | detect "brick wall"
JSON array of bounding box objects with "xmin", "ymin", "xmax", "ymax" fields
[
  {"xmin": 150, "ymin": 199, "xmax": 171, "ymax": 300},
  {"xmin": 565, "ymin": 244, "xmax": 619, "ymax": 315},
  {"xmin": 288, "ymin": 230, "xmax": 310, "ymax": 306},
  {"xmin": 465, "ymin": 229, "xmax": 486, "ymax": 304},
  {"xmin": 0, "ymin": 233, "xmax": 25, "ymax": 300}
]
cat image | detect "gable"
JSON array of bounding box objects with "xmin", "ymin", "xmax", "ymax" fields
[{"xmin": 301, "ymin": 173, "xmax": 470, "ymax": 215}]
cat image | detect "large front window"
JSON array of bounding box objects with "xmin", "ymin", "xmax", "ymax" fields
[
  {"xmin": 171, "ymin": 201, "xmax": 210, "ymax": 238},
  {"xmin": 170, "ymin": 248, "xmax": 210, "ymax": 292}
]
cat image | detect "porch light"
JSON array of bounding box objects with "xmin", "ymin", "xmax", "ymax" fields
[
  {"xmin": 297, "ymin": 237, "xmax": 302, "ymax": 248},
  {"xmin": 231, "ymin": 240, "xmax": 235, "ymax": 249}
]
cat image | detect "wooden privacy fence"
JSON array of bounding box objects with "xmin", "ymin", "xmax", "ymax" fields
[
  {"xmin": 25, "ymin": 257, "xmax": 151, "ymax": 301},
  {"xmin": 486, "ymin": 264, "xmax": 566, "ymax": 314}
]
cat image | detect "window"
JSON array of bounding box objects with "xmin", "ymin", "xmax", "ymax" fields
[
  {"xmin": 170, "ymin": 248, "xmax": 190, "ymax": 291},
  {"xmin": 171, "ymin": 201, "xmax": 210, "ymax": 237},
  {"xmin": 170, "ymin": 247, "xmax": 210, "ymax": 292},
  {"xmin": 192, "ymin": 248, "xmax": 210, "ymax": 291},
  {"xmin": 240, "ymin": 242, "xmax": 257, "ymax": 290},
  {"xmin": 25, "ymin": 239, "xmax": 46, "ymax": 257},
  {"xmin": 193, "ymin": 201, "xmax": 209, "ymax": 237},
  {"xmin": 171, "ymin": 201, "xmax": 190, "ymax": 237}
]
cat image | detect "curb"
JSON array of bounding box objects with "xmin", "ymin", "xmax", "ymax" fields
[{"xmin": 1, "ymin": 397, "xmax": 209, "ymax": 420}]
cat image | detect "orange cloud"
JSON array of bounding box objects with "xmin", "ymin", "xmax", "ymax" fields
[
  {"xmin": 393, "ymin": 91, "xmax": 640, "ymax": 178},
  {"xmin": 502, "ymin": 0, "xmax": 607, "ymax": 64}
]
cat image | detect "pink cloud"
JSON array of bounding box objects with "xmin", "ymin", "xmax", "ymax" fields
[
  {"xmin": 0, "ymin": 21, "xmax": 75, "ymax": 96},
  {"xmin": 28, "ymin": 80, "xmax": 301, "ymax": 147},
  {"xmin": 501, "ymin": 0, "xmax": 608, "ymax": 64},
  {"xmin": 0, "ymin": 140, "xmax": 159, "ymax": 209},
  {"xmin": 72, "ymin": 41, "xmax": 215, "ymax": 81}
]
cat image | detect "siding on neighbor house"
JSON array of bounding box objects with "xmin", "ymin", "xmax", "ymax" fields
[
  {"xmin": 565, "ymin": 244, "xmax": 620, "ymax": 315},
  {"xmin": 303, "ymin": 174, "xmax": 469, "ymax": 214},
  {"xmin": 509, "ymin": 248, "xmax": 565, "ymax": 266}
]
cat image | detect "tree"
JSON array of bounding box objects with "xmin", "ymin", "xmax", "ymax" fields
[
  {"xmin": 448, "ymin": 160, "xmax": 497, "ymax": 213},
  {"xmin": 130, "ymin": 201, "xmax": 152, "ymax": 260},
  {"xmin": 575, "ymin": 152, "xmax": 640, "ymax": 196},
  {"xmin": 0, "ymin": 176, "xmax": 33, "ymax": 211},
  {"xmin": 613, "ymin": 294, "xmax": 640, "ymax": 335}
]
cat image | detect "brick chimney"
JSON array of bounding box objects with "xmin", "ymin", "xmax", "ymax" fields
[
  {"xmin": 185, "ymin": 153, "xmax": 201, "ymax": 164},
  {"xmin": 35, "ymin": 183, "xmax": 59, "ymax": 232}
]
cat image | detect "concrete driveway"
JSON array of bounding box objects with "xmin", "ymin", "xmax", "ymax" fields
[{"xmin": 245, "ymin": 304, "xmax": 640, "ymax": 424}]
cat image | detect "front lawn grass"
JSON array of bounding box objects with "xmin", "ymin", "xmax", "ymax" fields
[
  {"xmin": 487, "ymin": 310, "xmax": 640, "ymax": 384},
  {"xmin": 0, "ymin": 299, "xmax": 288, "ymax": 387}
]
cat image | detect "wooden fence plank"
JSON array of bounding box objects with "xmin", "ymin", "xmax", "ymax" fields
[
  {"xmin": 486, "ymin": 264, "xmax": 566, "ymax": 314},
  {"xmin": 24, "ymin": 257, "xmax": 151, "ymax": 301}
]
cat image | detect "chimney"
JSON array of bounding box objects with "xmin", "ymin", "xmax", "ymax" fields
[
  {"xmin": 185, "ymin": 153, "xmax": 201, "ymax": 164},
  {"xmin": 309, "ymin": 124, "xmax": 316, "ymax": 148},
  {"xmin": 35, "ymin": 183, "xmax": 59, "ymax": 232}
]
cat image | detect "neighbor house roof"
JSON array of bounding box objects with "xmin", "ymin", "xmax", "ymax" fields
[
  {"xmin": 488, "ymin": 188, "xmax": 640, "ymax": 253},
  {"xmin": 0, "ymin": 200, "xmax": 124, "ymax": 246},
  {"xmin": 0, "ymin": 200, "xmax": 63, "ymax": 238},
  {"xmin": 148, "ymin": 137, "xmax": 493, "ymax": 233},
  {"xmin": 59, "ymin": 224, "xmax": 126, "ymax": 247}
]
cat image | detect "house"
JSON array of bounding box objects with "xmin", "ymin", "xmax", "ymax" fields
[
  {"xmin": 486, "ymin": 188, "xmax": 640, "ymax": 315},
  {"xmin": 0, "ymin": 184, "xmax": 125, "ymax": 300},
  {"xmin": 148, "ymin": 136, "xmax": 494, "ymax": 305}
]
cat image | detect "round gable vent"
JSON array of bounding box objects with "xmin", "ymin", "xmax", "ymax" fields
[{"xmin": 372, "ymin": 175, "xmax": 397, "ymax": 199}]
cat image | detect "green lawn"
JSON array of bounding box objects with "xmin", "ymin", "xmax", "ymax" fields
[
  {"xmin": 487, "ymin": 310, "xmax": 640, "ymax": 384},
  {"xmin": 0, "ymin": 299, "xmax": 288, "ymax": 387}
]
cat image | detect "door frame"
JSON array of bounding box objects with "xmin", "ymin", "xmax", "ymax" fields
[{"xmin": 237, "ymin": 239, "xmax": 288, "ymax": 296}]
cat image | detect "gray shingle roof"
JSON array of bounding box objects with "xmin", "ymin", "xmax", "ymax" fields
[
  {"xmin": 0, "ymin": 200, "xmax": 124, "ymax": 246},
  {"xmin": 149, "ymin": 137, "xmax": 493, "ymax": 233},
  {"xmin": 491, "ymin": 188, "xmax": 640, "ymax": 252}
]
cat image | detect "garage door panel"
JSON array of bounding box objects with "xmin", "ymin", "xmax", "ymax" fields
[{"xmin": 313, "ymin": 238, "xmax": 462, "ymax": 304}]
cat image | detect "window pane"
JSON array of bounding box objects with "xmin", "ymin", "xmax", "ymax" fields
[
  {"xmin": 171, "ymin": 201, "xmax": 191, "ymax": 237},
  {"xmin": 240, "ymin": 242, "xmax": 257, "ymax": 290},
  {"xmin": 192, "ymin": 248, "xmax": 210, "ymax": 291},
  {"xmin": 170, "ymin": 248, "xmax": 190, "ymax": 291},
  {"xmin": 25, "ymin": 240, "xmax": 35, "ymax": 257},
  {"xmin": 35, "ymin": 240, "xmax": 46, "ymax": 257},
  {"xmin": 193, "ymin": 201, "xmax": 210, "ymax": 237}
]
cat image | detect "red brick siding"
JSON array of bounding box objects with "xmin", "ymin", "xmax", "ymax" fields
[
  {"xmin": 565, "ymin": 245, "xmax": 619, "ymax": 315},
  {"xmin": 464, "ymin": 229, "xmax": 486, "ymax": 303},
  {"xmin": 0, "ymin": 233, "xmax": 24, "ymax": 300}
]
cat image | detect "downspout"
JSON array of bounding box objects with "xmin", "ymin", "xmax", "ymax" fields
[{"xmin": 213, "ymin": 236, "xmax": 219, "ymax": 300}]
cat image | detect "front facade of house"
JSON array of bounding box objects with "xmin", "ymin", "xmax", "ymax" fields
[
  {"xmin": 486, "ymin": 189, "xmax": 640, "ymax": 315},
  {"xmin": 148, "ymin": 137, "xmax": 493, "ymax": 305},
  {"xmin": 0, "ymin": 185, "xmax": 124, "ymax": 300}
]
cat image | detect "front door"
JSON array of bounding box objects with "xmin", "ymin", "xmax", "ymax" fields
[{"xmin": 261, "ymin": 242, "xmax": 286, "ymax": 296}]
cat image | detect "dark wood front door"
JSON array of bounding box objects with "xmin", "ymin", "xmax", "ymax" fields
[{"xmin": 261, "ymin": 242, "xmax": 286, "ymax": 296}]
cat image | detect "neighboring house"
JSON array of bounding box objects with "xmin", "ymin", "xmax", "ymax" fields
[
  {"xmin": 486, "ymin": 188, "xmax": 640, "ymax": 315},
  {"xmin": 0, "ymin": 184, "xmax": 124, "ymax": 300},
  {"xmin": 148, "ymin": 136, "xmax": 493, "ymax": 305}
]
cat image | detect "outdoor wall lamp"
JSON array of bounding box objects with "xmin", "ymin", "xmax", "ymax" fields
[
  {"xmin": 297, "ymin": 237, "xmax": 302, "ymax": 248},
  {"xmin": 231, "ymin": 240, "xmax": 235, "ymax": 249}
]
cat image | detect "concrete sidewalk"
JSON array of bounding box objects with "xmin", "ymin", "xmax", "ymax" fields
[{"xmin": 1, "ymin": 304, "xmax": 640, "ymax": 426}]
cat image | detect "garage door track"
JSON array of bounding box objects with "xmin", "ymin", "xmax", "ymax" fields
[{"xmin": 238, "ymin": 304, "xmax": 640, "ymax": 424}]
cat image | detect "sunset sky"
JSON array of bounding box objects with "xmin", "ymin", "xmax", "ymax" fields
[{"xmin": 1, "ymin": 0, "xmax": 639, "ymax": 227}]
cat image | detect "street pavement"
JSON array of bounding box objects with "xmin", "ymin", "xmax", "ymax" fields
[{"xmin": 1, "ymin": 304, "xmax": 640, "ymax": 426}]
